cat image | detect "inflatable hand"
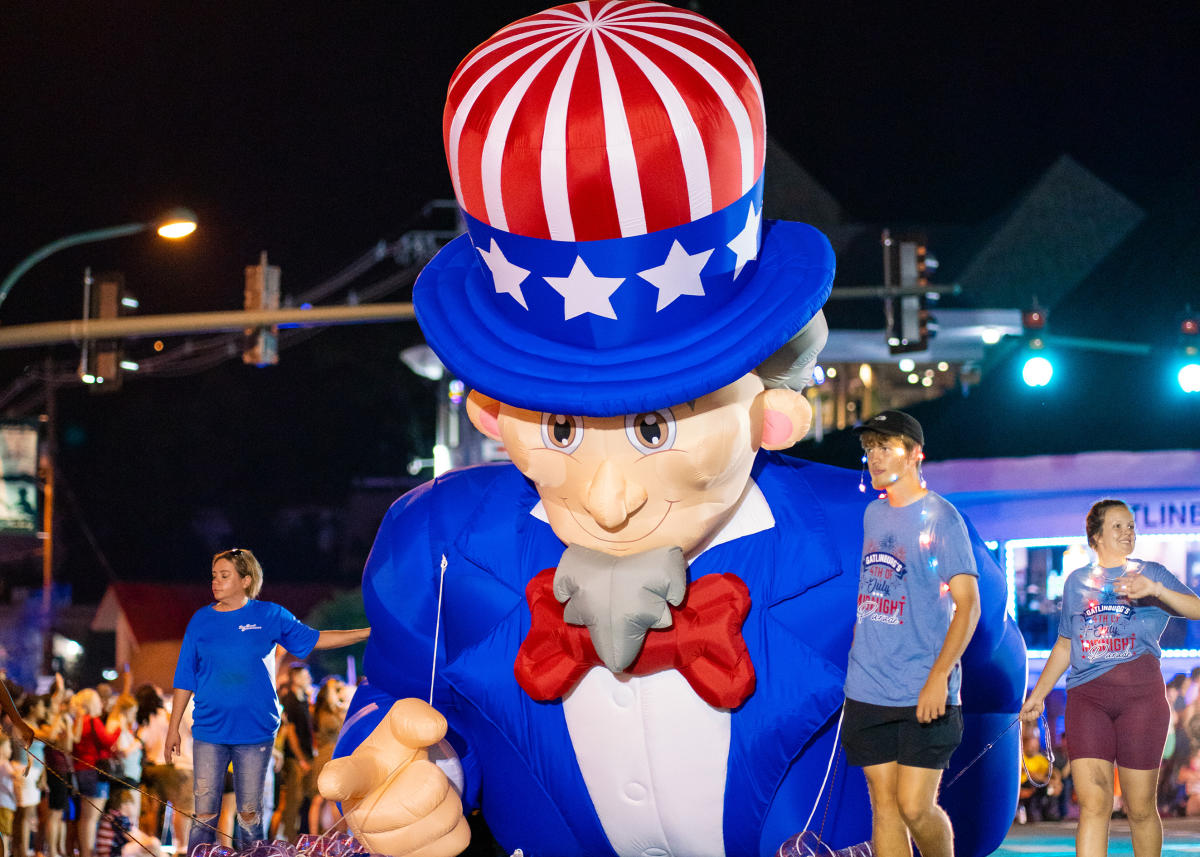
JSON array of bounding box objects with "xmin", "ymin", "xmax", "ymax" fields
[{"xmin": 318, "ymin": 699, "xmax": 471, "ymax": 857}]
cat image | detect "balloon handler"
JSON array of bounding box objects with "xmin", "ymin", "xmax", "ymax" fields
[{"xmin": 319, "ymin": 3, "xmax": 1026, "ymax": 856}]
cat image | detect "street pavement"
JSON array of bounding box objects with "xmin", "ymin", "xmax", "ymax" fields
[{"xmin": 994, "ymin": 818, "xmax": 1200, "ymax": 855}]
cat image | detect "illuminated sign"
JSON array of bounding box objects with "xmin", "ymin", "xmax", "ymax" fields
[{"xmin": 0, "ymin": 420, "xmax": 40, "ymax": 535}]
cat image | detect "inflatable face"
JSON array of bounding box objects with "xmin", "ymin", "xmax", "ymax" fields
[{"xmin": 467, "ymin": 374, "xmax": 812, "ymax": 557}]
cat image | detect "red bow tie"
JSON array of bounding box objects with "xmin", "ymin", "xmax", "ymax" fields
[{"xmin": 514, "ymin": 568, "xmax": 756, "ymax": 709}]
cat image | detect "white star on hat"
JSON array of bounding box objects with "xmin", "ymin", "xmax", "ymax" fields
[
  {"xmin": 727, "ymin": 202, "xmax": 762, "ymax": 279},
  {"xmin": 638, "ymin": 240, "xmax": 713, "ymax": 311},
  {"xmin": 478, "ymin": 239, "xmax": 532, "ymax": 309},
  {"xmin": 545, "ymin": 256, "xmax": 623, "ymax": 321}
]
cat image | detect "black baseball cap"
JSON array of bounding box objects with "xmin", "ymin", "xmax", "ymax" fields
[{"xmin": 852, "ymin": 410, "xmax": 924, "ymax": 447}]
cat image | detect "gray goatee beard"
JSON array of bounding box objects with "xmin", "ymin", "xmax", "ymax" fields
[{"xmin": 553, "ymin": 543, "xmax": 689, "ymax": 673}]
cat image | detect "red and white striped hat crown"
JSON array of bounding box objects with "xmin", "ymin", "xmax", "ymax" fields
[
  {"xmin": 445, "ymin": 0, "xmax": 765, "ymax": 241},
  {"xmin": 414, "ymin": 1, "xmax": 835, "ymax": 417}
]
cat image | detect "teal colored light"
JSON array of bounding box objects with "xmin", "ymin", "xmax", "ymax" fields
[
  {"xmin": 1178, "ymin": 362, "xmax": 1200, "ymax": 394},
  {"xmin": 1022, "ymin": 355, "xmax": 1053, "ymax": 387}
]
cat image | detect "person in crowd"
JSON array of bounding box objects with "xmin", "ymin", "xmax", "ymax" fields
[
  {"xmin": 135, "ymin": 685, "xmax": 172, "ymax": 838},
  {"xmin": 94, "ymin": 686, "xmax": 114, "ymax": 720},
  {"xmin": 0, "ymin": 685, "xmax": 31, "ymax": 754},
  {"xmin": 841, "ymin": 411, "xmax": 981, "ymax": 857},
  {"xmin": 94, "ymin": 790, "xmax": 135, "ymax": 857},
  {"xmin": 37, "ymin": 676, "xmax": 74, "ymax": 857},
  {"xmin": 1159, "ymin": 701, "xmax": 1183, "ymax": 815},
  {"xmin": 1187, "ymin": 667, "xmax": 1200, "ymax": 707},
  {"xmin": 1017, "ymin": 731, "xmax": 1051, "ymax": 824},
  {"xmin": 0, "ymin": 735, "xmax": 15, "ymax": 857},
  {"xmin": 279, "ymin": 665, "xmax": 315, "ymax": 843},
  {"xmin": 106, "ymin": 694, "xmax": 143, "ymax": 826},
  {"xmin": 12, "ymin": 697, "xmax": 45, "ymax": 857},
  {"xmin": 164, "ymin": 548, "xmax": 369, "ymax": 852},
  {"xmin": 1175, "ymin": 750, "xmax": 1200, "ymax": 816},
  {"xmin": 307, "ymin": 676, "xmax": 347, "ymax": 835},
  {"xmin": 1048, "ymin": 733, "xmax": 1073, "ymax": 821},
  {"xmin": 1022, "ymin": 498, "xmax": 1200, "ymax": 857},
  {"xmin": 71, "ymin": 688, "xmax": 121, "ymax": 857},
  {"xmin": 166, "ymin": 698, "xmax": 195, "ymax": 854}
]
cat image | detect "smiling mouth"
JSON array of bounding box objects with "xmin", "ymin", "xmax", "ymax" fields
[{"xmin": 565, "ymin": 500, "xmax": 675, "ymax": 544}]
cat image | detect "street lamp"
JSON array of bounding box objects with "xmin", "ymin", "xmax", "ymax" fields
[
  {"xmin": 0, "ymin": 207, "xmax": 195, "ymax": 676},
  {"xmin": 0, "ymin": 207, "xmax": 197, "ymax": 312}
]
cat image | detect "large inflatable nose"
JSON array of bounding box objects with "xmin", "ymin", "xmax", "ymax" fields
[{"xmin": 583, "ymin": 460, "xmax": 647, "ymax": 529}]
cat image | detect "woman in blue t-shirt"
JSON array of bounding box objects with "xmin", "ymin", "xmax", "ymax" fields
[
  {"xmin": 164, "ymin": 548, "xmax": 369, "ymax": 852},
  {"xmin": 1021, "ymin": 500, "xmax": 1200, "ymax": 857}
]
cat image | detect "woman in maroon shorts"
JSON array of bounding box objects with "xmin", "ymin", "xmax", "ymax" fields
[{"xmin": 1022, "ymin": 499, "xmax": 1200, "ymax": 857}]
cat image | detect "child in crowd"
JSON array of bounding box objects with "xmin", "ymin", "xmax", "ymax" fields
[
  {"xmin": 1018, "ymin": 731, "xmax": 1051, "ymax": 823},
  {"xmin": 0, "ymin": 736, "xmax": 15, "ymax": 857},
  {"xmin": 12, "ymin": 697, "xmax": 45, "ymax": 857},
  {"xmin": 95, "ymin": 790, "xmax": 136, "ymax": 857},
  {"xmin": 1175, "ymin": 751, "xmax": 1200, "ymax": 816}
]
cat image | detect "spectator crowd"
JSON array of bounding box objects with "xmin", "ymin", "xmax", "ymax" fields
[{"xmin": 0, "ymin": 665, "xmax": 353, "ymax": 857}]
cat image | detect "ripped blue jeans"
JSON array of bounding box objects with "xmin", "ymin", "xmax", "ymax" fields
[{"xmin": 189, "ymin": 739, "xmax": 273, "ymax": 852}]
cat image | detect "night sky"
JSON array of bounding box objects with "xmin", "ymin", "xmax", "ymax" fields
[{"xmin": 2, "ymin": 1, "xmax": 1198, "ymax": 599}]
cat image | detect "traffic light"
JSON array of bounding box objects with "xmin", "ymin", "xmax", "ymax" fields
[
  {"xmin": 1020, "ymin": 302, "xmax": 1053, "ymax": 387},
  {"xmin": 1178, "ymin": 313, "xmax": 1200, "ymax": 394},
  {"xmin": 882, "ymin": 230, "xmax": 932, "ymax": 355},
  {"xmin": 82, "ymin": 271, "xmax": 135, "ymax": 391},
  {"xmin": 244, "ymin": 251, "xmax": 280, "ymax": 366}
]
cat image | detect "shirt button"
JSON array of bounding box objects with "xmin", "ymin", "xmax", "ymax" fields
[
  {"xmin": 623, "ymin": 781, "xmax": 647, "ymax": 803},
  {"xmin": 642, "ymin": 849, "xmax": 668, "ymax": 857},
  {"xmin": 611, "ymin": 685, "xmax": 634, "ymax": 708}
]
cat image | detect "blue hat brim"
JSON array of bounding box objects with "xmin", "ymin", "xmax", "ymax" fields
[{"xmin": 413, "ymin": 218, "xmax": 835, "ymax": 417}]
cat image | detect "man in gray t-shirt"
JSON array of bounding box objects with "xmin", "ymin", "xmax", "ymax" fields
[
  {"xmin": 840, "ymin": 410, "xmax": 981, "ymax": 857},
  {"xmin": 845, "ymin": 491, "xmax": 978, "ymax": 706}
]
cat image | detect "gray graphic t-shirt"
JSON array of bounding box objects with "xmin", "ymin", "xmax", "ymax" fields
[
  {"xmin": 844, "ymin": 491, "xmax": 978, "ymax": 707},
  {"xmin": 1059, "ymin": 559, "xmax": 1190, "ymax": 689}
]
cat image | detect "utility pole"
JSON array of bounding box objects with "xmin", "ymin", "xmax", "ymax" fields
[{"xmin": 39, "ymin": 358, "xmax": 57, "ymax": 674}]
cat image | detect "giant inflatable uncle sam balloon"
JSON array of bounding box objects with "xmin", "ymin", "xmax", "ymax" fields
[{"xmin": 319, "ymin": 4, "xmax": 1026, "ymax": 857}]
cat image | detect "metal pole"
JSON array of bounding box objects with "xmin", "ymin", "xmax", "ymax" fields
[
  {"xmin": 40, "ymin": 362, "xmax": 57, "ymax": 674},
  {"xmin": 0, "ymin": 303, "xmax": 417, "ymax": 349},
  {"xmin": 0, "ymin": 223, "xmax": 147, "ymax": 311},
  {"xmin": 79, "ymin": 267, "xmax": 93, "ymax": 377}
]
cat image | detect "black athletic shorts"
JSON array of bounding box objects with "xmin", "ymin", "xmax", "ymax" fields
[{"xmin": 841, "ymin": 697, "xmax": 963, "ymax": 770}]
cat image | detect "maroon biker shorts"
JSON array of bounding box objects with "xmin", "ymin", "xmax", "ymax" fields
[{"xmin": 1065, "ymin": 653, "xmax": 1170, "ymax": 770}]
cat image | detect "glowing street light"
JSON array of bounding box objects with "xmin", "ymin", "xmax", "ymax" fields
[
  {"xmin": 155, "ymin": 208, "xmax": 198, "ymax": 239},
  {"xmin": 0, "ymin": 207, "xmax": 197, "ymax": 312}
]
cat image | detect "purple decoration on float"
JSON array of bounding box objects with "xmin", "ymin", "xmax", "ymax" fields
[
  {"xmin": 776, "ymin": 830, "xmax": 875, "ymax": 857},
  {"xmin": 190, "ymin": 845, "xmax": 232, "ymax": 857}
]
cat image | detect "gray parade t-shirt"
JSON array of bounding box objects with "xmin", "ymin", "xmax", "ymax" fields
[
  {"xmin": 844, "ymin": 491, "xmax": 978, "ymax": 707},
  {"xmin": 1058, "ymin": 559, "xmax": 1191, "ymax": 689}
]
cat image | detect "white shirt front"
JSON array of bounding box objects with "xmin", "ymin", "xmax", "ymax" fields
[{"xmin": 533, "ymin": 483, "xmax": 775, "ymax": 857}]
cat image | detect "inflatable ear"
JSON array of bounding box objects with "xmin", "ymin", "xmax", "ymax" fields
[
  {"xmin": 466, "ymin": 390, "xmax": 503, "ymax": 441},
  {"xmin": 759, "ymin": 388, "xmax": 813, "ymax": 450}
]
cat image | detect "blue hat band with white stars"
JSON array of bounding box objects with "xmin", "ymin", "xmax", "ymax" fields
[{"xmin": 464, "ymin": 176, "xmax": 765, "ymax": 350}]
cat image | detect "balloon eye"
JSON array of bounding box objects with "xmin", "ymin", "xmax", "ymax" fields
[
  {"xmin": 625, "ymin": 409, "xmax": 675, "ymax": 454},
  {"xmin": 540, "ymin": 414, "xmax": 583, "ymax": 454}
]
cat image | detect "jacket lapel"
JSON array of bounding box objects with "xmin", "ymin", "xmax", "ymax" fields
[{"xmin": 441, "ymin": 468, "xmax": 615, "ymax": 857}]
